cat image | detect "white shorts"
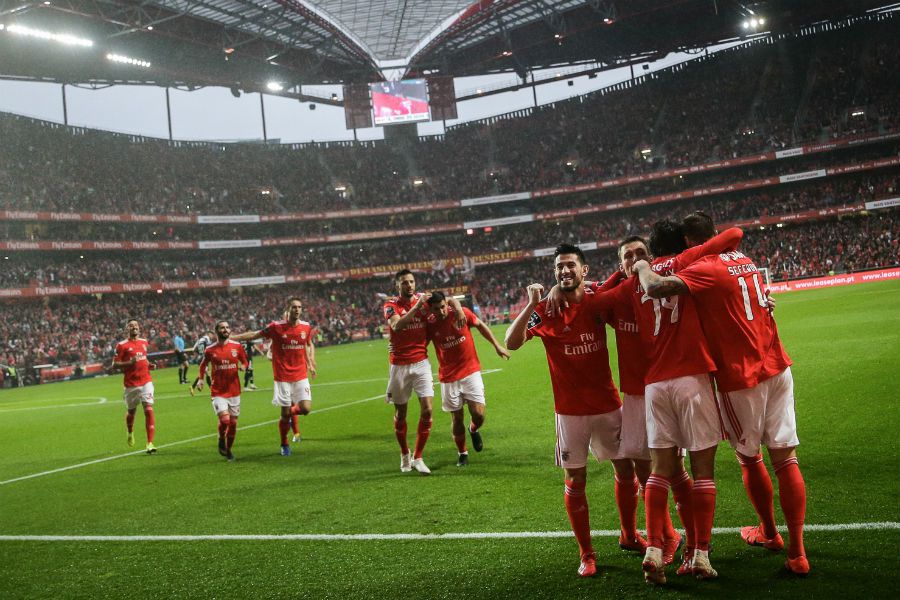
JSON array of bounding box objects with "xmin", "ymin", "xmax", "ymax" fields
[
  {"xmin": 272, "ymin": 379, "xmax": 311, "ymax": 407},
  {"xmin": 619, "ymin": 393, "xmax": 651, "ymax": 460},
  {"xmin": 123, "ymin": 382, "xmax": 154, "ymax": 410},
  {"xmin": 718, "ymin": 367, "xmax": 799, "ymax": 457},
  {"xmin": 645, "ymin": 373, "xmax": 723, "ymax": 452},
  {"xmin": 385, "ymin": 359, "xmax": 434, "ymax": 405},
  {"xmin": 555, "ymin": 410, "xmax": 622, "ymax": 469},
  {"xmin": 440, "ymin": 371, "xmax": 486, "ymax": 412},
  {"xmin": 212, "ymin": 396, "xmax": 241, "ymax": 417}
]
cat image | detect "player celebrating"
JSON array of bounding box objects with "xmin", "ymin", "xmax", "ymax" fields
[
  {"xmin": 231, "ymin": 298, "xmax": 316, "ymax": 456},
  {"xmin": 425, "ymin": 291, "xmax": 510, "ymax": 467},
  {"xmin": 195, "ymin": 320, "xmax": 248, "ymax": 462},
  {"xmin": 630, "ymin": 221, "xmax": 743, "ymax": 583},
  {"xmin": 505, "ymin": 244, "xmax": 641, "ymax": 579},
  {"xmin": 383, "ymin": 269, "xmax": 464, "ymax": 475},
  {"xmin": 113, "ymin": 319, "xmax": 157, "ymax": 454},
  {"xmin": 637, "ymin": 212, "xmax": 808, "ymax": 575}
]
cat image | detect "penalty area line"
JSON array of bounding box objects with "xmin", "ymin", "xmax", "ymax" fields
[
  {"xmin": 1, "ymin": 522, "xmax": 898, "ymax": 542},
  {"xmin": 0, "ymin": 394, "xmax": 383, "ymax": 487}
]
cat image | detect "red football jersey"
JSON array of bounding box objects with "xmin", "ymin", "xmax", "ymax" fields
[
  {"xmin": 261, "ymin": 320, "xmax": 314, "ymax": 382},
  {"xmin": 198, "ymin": 340, "xmax": 248, "ymax": 399},
  {"xmin": 115, "ymin": 338, "xmax": 152, "ymax": 388},
  {"xmin": 383, "ymin": 295, "xmax": 428, "ymax": 365},
  {"xmin": 591, "ymin": 277, "xmax": 648, "ymax": 396},
  {"xmin": 676, "ymin": 251, "xmax": 793, "ymax": 392},
  {"xmin": 427, "ymin": 306, "xmax": 481, "ymax": 383},
  {"xmin": 631, "ymin": 227, "xmax": 744, "ymax": 384},
  {"xmin": 526, "ymin": 292, "xmax": 621, "ymax": 416}
]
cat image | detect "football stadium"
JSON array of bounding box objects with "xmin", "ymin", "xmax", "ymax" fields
[{"xmin": 1, "ymin": 1, "xmax": 898, "ymax": 598}]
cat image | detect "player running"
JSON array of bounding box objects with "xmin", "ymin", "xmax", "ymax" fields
[
  {"xmin": 637, "ymin": 212, "xmax": 808, "ymax": 576},
  {"xmin": 230, "ymin": 298, "xmax": 316, "ymax": 456},
  {"xmin": 195, "ymin": 320, "xmax": 248, "ymax": 462},
  {"xmin": 505, "ymin": 243, "xmax": 641, "ymax": 579},
  {"xmin": 425, "ymin": 291, "xmax": 510, "ymax": 467},
  {"xmin": 112, "ymin": 319, "xmax": 158, "ymax": 454}
]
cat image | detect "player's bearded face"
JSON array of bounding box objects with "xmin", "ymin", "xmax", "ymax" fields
[
  {"xmin": 620, "ymin": 242, "xmax": 650, "ymax": 277},
  {"xmin": 429, "ymin": 300, "xmax": 448, "ymax": 319},
  {"xmin": 288, "ymin": 303, "xmax": 302, "ymax": 320},
  {"xmin": 127, "ymin": 321, "xmax": 140, "ymax": 337},
  {"xmin": 398, "ymin": 275, "xmax": 416, "ymax": 298},
  {"xmin": 555, "ymin": 255, "xmax": 586, "ymax": 292},
  {"xmin": 216, "ymin": 323, "xmax": 230, "ymax": 341}
]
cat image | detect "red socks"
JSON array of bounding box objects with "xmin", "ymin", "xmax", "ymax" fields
[
  {"xmin": 226, "ymin": 417, "xmax": 237, "ymax": 450},
  {"xmin": 143, "ymin": 407, "xmax": 156, "ymax": 443},
  {"xmin": 413, "ymin": 418, "xmax": 431, "ymax": 459},
  {"xmin": 564, "ymin": 479, "xmax": 594, "ymax": 557},
  {"xmin": 217, "ymin": 414, "xmax": 229, "ymax": 438},
  {"xmin": 394, "ymin": 418, "xmax": 409, "ymax": 455},
  {"xmin": 453, "ymin": 433, "xmax": 467, "ymax": 453},
  {"xmin": 671, "ymin": 470, "xmax": 696, "ymax": 549},
  {"xmin": 774, "ymin": 456, "xmax": 807, "ymax": 558},
  {"xmin": 278, "ymin": 418, "xmax": 290, "ymax": 445},
  {"xmin": 692, "ymin": 478, "xmax": 717, "ymax": 551},
  {"xmin": 289, "ymin": 405, "xmax": 300, "ymax": 436},
  {"xmin": 739, "ymin": 453, "xmax": 778, "ymax": 538},
  {"xmin": 615, "ymin": 474, "xmax": 640, "ymax": 539},
  {"xmin": 644, "ymin": 474, "xmax": 671, "ymax": 548},
  {"xmin": 125, "ymin": 412, "xmax": 135, "ymax": 432}
]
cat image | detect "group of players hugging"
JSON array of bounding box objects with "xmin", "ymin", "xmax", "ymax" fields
[{"xmin": 113, "ymin": 210, "xmax": 808, "ymax": 584}]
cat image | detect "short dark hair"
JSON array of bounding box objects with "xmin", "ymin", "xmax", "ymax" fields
[
  {"xmin": 681, "ymin": 211, "xmax": 716, "ymax": 243},
  {"xmin": 395, "ymin": 269, "xmax": 414, "ymax": 280},
  {"xmin": 126, "ymin": 318, "xmax": 139, "ymax": 326},
  {"xmin": 618, "ymin": 235, "xmax": 648, "ymax": 256},
  {"xmin": 553, "ymin": 243, "xmax": 586, "ymax": 264},
  {"xmin": 427, "ymin": 291, "xmax": 446, "ymax": 306},
  {"xmin": 215, "ymin": 320, "xmax": 229, "ymax": 329},
  {"xmin": 648, "ymin": 220, "xmax": 687, "ymax": 257},
  {"xmin": 286, "ymin": 296, "xmax": 302, "ymax": 308}
]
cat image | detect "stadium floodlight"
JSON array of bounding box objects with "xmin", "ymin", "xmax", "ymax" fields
[
  {"xmin": 334, "ymin": 185, "xmax": 346, "ymax": 192},
  {"xmin": 501, "ymin": 50, "xmax": 513, "ymax": 57},
  {"xmin": 106, "ymin": 53, "xmax": 151, "ymax": 68},
  {"xmin": 851, "ymin": 109, "xmax": 865, "ymax": 117},
  {"xmin": 0, "ymin": 24, "xmax": 5, "ymax": 31},
  {"xmin": 412, "ymin": 178, "xmax": 424, "ymax": 186},
  {"xmin": 5, "ymin": 24, "xmax": 93, "ymax": 47},
  {"xmin": 742, "ymin": 21, "xmax": 750, "ymax": 29},
  {"xmin": 266, "ymin": 81, "xmax": 284, "ymax": 92}
]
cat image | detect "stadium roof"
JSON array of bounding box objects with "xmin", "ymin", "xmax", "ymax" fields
[{"xmin": 0, "ymin": 0, "xmax": 893, "ymax": 97}]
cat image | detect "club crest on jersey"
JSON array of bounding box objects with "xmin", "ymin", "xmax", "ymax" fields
[
  {"xmin": 527, "ymin": 311, "xmax": 542, "ymax": 329},
  {"xmin": 231, "ymin": 349, "xmax": 237, "ymax": 357},
  {"xmin": 385, "ymin": 306, "xmax": 395, "ymax": 318},
  {"xmin": 301, "ymin": 332, "xmax": 307, "ymax": 340}
]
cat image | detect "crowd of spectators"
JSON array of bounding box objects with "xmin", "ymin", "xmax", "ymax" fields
[
  {"xmin": 2, "ymin": 170, "xmax": 896, "ymax": 288},
  {"xmin": 1, "ymin": 17, "xmax": 897, "ymax": 217}
]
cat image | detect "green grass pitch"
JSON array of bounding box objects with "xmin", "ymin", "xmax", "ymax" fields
[{"xmin": 1, "ymin": 281, "xmax": 898, "ymax": 599}]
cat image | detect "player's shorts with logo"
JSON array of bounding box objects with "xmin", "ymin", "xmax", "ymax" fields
[
  {"xmin": 212, "ymin": 395, "xmax": 241, "ymax": 417},
  {"xmin": 554, "ymin": 409, "xmax": 622, "ymax": 469},
  {"xmin": 645, "ymin": 373, "xmax": 723, "ymax": 452},
  {"xmin": 123, "ymin": 382, "xmax": 154, "ymax": 410},
  {"xmin": 272, "ymin": 379, "xmax": 312, "ymax": 407},
  {"xmin": 385, "ymin": 359, "xmax": 433, "ymax": 405},
  {"xmin": 717, "ymin": 367, "xmax": 798, "ymax": 456},
  {"xmin": 619, "ymin": 393, "xmax": 651, "ymax": 460},
  {"xmin": 440, "ymin": 371, "xmax": 485, "ymax": 412}
]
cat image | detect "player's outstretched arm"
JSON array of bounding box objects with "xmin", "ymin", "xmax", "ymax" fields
[
  {"xmin": 634, "ymin": 260, "xmax": 689, "ymax": 299},
  {"xmin": 678, "ymin": 226, "xmax": 744, "ymax": 267},
  {"xmin": 229, "ymin": 330, "xmax": 263, "ymax": 342},
  {"xmin": 474, "ymin": 317, "xmax": 511, "ymax": 360},
  {"xmin": 505, "ymin": 284, "xmax": 543, "ymax": 351}
]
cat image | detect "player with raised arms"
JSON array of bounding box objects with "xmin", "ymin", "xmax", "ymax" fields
[{"xmin": 230, "ymin": 297, "xmax": 316, "ymax": 456}]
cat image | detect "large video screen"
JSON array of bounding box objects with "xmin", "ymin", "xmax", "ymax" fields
[{"xmin": 370, "ymin": 79, "xmax": 430, "ymax": 125}]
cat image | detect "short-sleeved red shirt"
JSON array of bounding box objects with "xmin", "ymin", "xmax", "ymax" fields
[
  {"xmin": 383, "ymin": 295, "xmax": 428, "ymax": 365},
  {"xmin": 592, "ymin": 277, "xmax": 648, "ymax": 396},
  {"xmin": 199, "ymin": 340, "xmax": 249, "ymax": 398},
  {"xmin": 260, "ymin": 320, "xmax": 314, "ymax": 382},
  {"xmin": 115, "ymin": 338, "xmax": 152, "ymax": 388},
  {"xmin": 525, "ymin": 291, "xmax": 621, "ymax": 416},
  {"xmin": 676, "ymin": 251, "xmax": 792, "ymax": 392},
  {"xmin": 426, "ymin": 306, "xmax": 481, "ymax": 383}
]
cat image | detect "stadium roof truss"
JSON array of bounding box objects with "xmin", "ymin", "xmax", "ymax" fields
[{"xmin": 0, "ymin": 0, "xmax": 892, "ymax": 92}]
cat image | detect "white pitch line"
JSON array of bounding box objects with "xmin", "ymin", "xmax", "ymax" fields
[
  {"xmin": 0, "ymin": 394, "xmax": 383, "ymax": 487},
  {"xmin": 1, "ymin": 522, "xmax": 897, "ymax": 542},
  {"xmin": 0, "ymin": 397, "xmax": 108, "ymax": 413}
]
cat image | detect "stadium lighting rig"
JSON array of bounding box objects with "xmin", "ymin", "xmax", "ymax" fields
[
  {"xmin": 107, "ymin": 53, "xmax": 151, "ymax": 68},
  {"xmin": 1, "ymin": 23, "xmax": 93, "ymax": 47},
  {"xmin": 266, "ymin": 81, "xmax": 284, "ymax": 92},
  {"xmin": 741, "ymin": 17, "xmax": 767, "ymax": 30}
]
